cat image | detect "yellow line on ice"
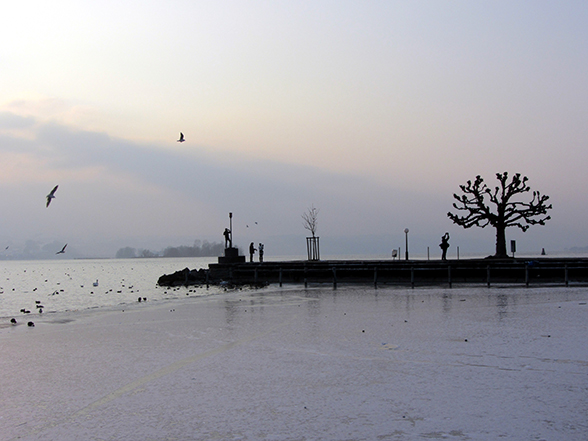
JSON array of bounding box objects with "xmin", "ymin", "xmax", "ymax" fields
[
  {"xmin": 8, "ymin": 315, "xmax": 297, "ymax": 441},
  {"xmin": 75, "ymin": 321, "xmax": 289, "ymax": 417}
]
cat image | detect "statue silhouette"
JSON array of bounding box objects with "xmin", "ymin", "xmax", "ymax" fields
[
  {"xmin": 223, "ymin": 228, "xmax": 232, "ymax": 248},
  {"xmin": 440, "ymin": 232, "xmax": 450, "ymax": 261}
]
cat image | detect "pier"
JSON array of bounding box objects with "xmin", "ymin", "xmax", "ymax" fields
[{"xmin": 206, "ymin": 258, "xmax": 588, "ymax": 288}]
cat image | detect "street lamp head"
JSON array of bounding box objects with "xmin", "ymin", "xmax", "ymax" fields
[{"xmin": 404, "ymin": 228, "xmax": 409, "ymax": 234}]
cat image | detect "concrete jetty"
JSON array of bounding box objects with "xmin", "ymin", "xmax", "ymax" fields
[{"xmin": 205, "ymin": 257, "xmax": 588, "ymax": 288}]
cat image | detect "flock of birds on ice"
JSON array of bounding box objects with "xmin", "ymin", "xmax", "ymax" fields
[
  {"xmin": 5, "ymin": 270, "xmax": 147, "ymax": 329},
  {"xmin": 6, "ymin": 272, "xmax": 204, "ymax": 329}
]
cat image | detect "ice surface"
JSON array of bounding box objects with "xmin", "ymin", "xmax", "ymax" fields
[{"xmin": 1, "ymin": 285, "xmax": 587, "ymax": 440}]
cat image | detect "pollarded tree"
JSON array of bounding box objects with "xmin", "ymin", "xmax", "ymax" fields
[{"xmin": 447, "ymin": 172, "xmax": 552, "ymax": 258}]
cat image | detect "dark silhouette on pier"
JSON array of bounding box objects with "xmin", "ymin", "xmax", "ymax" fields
[
  {"xmin": 249, "ymin": 242, "xmax": 256, "ymax": 262},
  {"xmin": 440, "ymin": 233, "xmax": 450, "ymax": 260},
  {"xmin": 223, "ymin": 228, "xmax": 232, "ymax": 248}
]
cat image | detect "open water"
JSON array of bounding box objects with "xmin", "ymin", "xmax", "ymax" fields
[{"xmin": 0, "ymin": 257, "xmax": 220, "ymax": 319}]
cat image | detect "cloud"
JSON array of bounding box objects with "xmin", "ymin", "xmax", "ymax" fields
[
  {"xmin": 0, "ymin": 111, "xmax": 36, "ymax": 129},
  {"xmin": 0, "ymin": 116, "xmax": 417, "ymax": 249},
  {"xmin": 0, "ymin": 112, "xmax": 583, "ymax": 258}
]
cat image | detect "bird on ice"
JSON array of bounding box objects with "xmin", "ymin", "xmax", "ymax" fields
[
  {"xmin": 46, "ymin": 185, "xmax": 59, "ymax": 207},
  {"xmin": 177, "ymin": 132, "xmax": 185, "ymax": 142},
  {"xmin": 56, "ymin": 244, "xmax": 67, "ymax": 254}
]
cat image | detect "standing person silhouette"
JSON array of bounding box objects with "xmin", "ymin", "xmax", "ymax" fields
[
  {"xmin": 258, "ymin": 243, "xmax": 264, "ymax": 262},
  {"xmin": 440, "ymin": 233, "xmax": 450, "ymax": 261},
  {"xmin": 249, "ymin": 242, "xmax": 256, "ymax": 262}
]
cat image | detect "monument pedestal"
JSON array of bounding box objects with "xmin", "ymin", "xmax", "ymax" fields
[{"xmin": 218, "ymin": 247, "xmax": 246, "ymax": 264}]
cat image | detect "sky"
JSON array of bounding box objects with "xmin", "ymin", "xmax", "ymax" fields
[{"xmin": 1, "ymin": 0, "xmax": 588, "ymax": 259}]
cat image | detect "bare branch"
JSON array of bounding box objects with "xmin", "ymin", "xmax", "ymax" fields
[{"xmin": 302, "ymin": 205, "xmax": 320, "ymax": 238}]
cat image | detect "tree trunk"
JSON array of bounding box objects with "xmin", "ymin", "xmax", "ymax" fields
[{"xmin": 495, "ymin": 225, "xmax": 508, "ymax": 258}]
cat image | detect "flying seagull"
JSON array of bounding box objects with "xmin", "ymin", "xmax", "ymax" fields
[
  {"xmin": 177, "ymin": 132, "xmax": 185, "ymax": 143},
  {"xmin": 56, "ymin": 243, "xmax": 67, "ymax": 255},
  {"xmin": 46, "ymin": 185, "xmax": 59, "ymax": 207}
]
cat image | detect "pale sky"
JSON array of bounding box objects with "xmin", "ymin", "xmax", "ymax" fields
[{"xmin": 1, "ymin": 1, "xmax": 587, "ymax": 258}]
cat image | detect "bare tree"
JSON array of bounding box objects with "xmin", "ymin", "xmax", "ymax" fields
[
  {"xmin": 302, "ymin": 205, "xmax": 319, "ymax": 238},
  {"xmin": 448, "ymin": 172, "xmax": 552, "ymax": 258},
  {"xmin": 302, "ymin": 205, "xmax": 320, "ymax": 260}
]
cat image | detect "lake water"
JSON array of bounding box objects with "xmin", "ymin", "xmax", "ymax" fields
[{"xmin": 0, "ymin": 257, "xmax": 221, "ymax": 319}]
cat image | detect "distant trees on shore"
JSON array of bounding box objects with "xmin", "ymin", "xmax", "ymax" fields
[{"xmin": 115, "ymin": 240, "xmax": 223, "ymax": 259}]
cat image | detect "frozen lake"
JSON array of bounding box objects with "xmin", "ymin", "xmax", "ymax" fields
[{"xmin": 1, "ymin": 280, "xmax": 587, "ymax": 440}]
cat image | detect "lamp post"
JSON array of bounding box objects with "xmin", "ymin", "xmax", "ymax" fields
[
  {"xmin": 229, "ymin": 212, "xmax": 233, "ymax": 248},
  {"xmin": 404, "ymin": 228, "xmax": 409, "ymax": 260}
]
